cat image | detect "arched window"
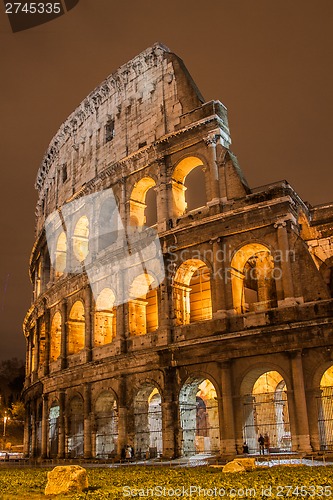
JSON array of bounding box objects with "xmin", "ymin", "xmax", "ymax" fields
[
  {"xmin": 73, "ymin": 216, "xmax": 89, "ymax": 262},
  {"xmin": 172, "ymin": 157, "xmax": 206, "ymax": 217},
  {"xmin": 173, "ymin": 259, "xmax": 212, "ymax": 325},
  {"xmin": 231, "ymin": 243, "xmax": 277, "ymax": 313},
  {"xmin": 95, "ymin": 391, "xmax": 118, "ymax": 458},
  {"xmin": 129, "ymin": 273, "xmax": 158, "ymax": 335},
  {"xmin": 55, "ymin": 232, "xmax": 67, "ymax": 276},
  {"xmin": 38, "ymin": 321, "xmax": 46, "ymax": 369},
  {"xmin": 94, "ymin": 288, "xmax": 117, "ymax": 346},
  {"xmin": 318, "ymin": 366, "xmax": 333, "ymax": 450},
  {"xmin": 98, "ymin": 197, "xmax": 118, "ymax": 252},
  {"xmin": 50, "ymin": 312, "xmax": 61, "ymax": 361},
  {"xmin": 129, "ymin": 177, "xmax": 157, "ymax": 227},
  {"xmin": 134, "ymin": 385, "xmax": 162, "ymax": 457},
  {"xmin": 68, "ymin": 396, "xmax": 84, "ymax": 457},
  {"xmin": 68, "ymin": 301, "xmax": 85, "ymax": 355},
  {"xmin": 49, "ymin": 401, "xmax": 60, "ymax": 458}
]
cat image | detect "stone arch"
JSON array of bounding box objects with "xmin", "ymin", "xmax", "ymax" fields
[
  {"xmin": 132, "ymin": 382, "xmax": 163, "ymax": 458},
  {"xmin": 94, "ymin": 288, "xmax": 117, "ymax": 346},
  {"xmin": 172, "ymin": 156, "xmax": 206, "ymax": 217},
  {"xmin": 129, "ymin": 176, "xmax": 157, "ymax": 227},
  {"xmin": 179, "ymin": 375, "xmax": 220, "ymax": 456},
  {"xmin": 48, "ymin": 399, "xmax": 60, "ymax": 458},
  {"xmin": 98, "ymin": 196, "xmax": 119, "ymax": 252},
  {"xmin": 240, "ymin": 367, "xmax": 291, "ymax": 454},
  {"xmin": 173, "ymin": 259, "xmax": 212, "ymax": 325},
  {"xmin": 94, "ymin": 390, "xmax": 118, "ymax": 458},
  {"xmin": 318, "ymin": 364, "xmax": 333, "ymax": 450},
  {"xmin": 129, "ymin": 273, "xmax": 158, "ymax": 335},
  {"xmin": 50, "ymin": 311, "xmax": 61, "ymax": 361},
  {"xmin": 73, "ymin": 215, "xmax": 89, "ymax": 262},
  {"xmin": 55, "ymin": 232, "xmax": 67, "ymax": 276},
  {"xmin": 231, "ymin": 242, "xmax": 278, "ymax": 314},
  {"xmin": 68, "ymin": 301, "xmax": 85, "ymax": 355},
  {"xmin": 67, "ymin": 394, "xmax": 84, "ymax": 458}
]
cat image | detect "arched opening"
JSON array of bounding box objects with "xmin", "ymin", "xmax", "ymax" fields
[
  {"xmin": 133, "ymin": 385, "xmax": 162, "ymax": 458},
  {"xmin": 129, "ymin": 273, "xmax": 158, "ymax": 335},
  {"xmin": 67, "ymin": 396, "xmax": 84, "ymax": 458},
  {"xmin": 231, "ymin": 243, "xmax": 277, "ymax": 314},
  {"xmin": 50, "ymin": 312, "xmax": 61, "ymax": 361},
  {"xmin": 172, "ymin": 157, "xmax": 206, "ymax": 217},
  {"xmin": 318, "ymin": 365, "xmax": 333, "ymax": 450},
  {"xmin": 73, "ymin": 216, "xmax": 89, "ymax": 262},
  {"xmin": 129, "ymin": 177, "xmax": 157, "ymax": 227},
  {"xmin": 68, "ymin": 301, "xmax": 85, "ymax": 355},
  {"xmin": 48, "ymin": 401, "xmax": 60, "ymax": 458},
  {"xmin": 55, "ymin": 232, "xmax": 67, "ymax": 276},
  {"xmin": 95, "ymin": 391, "xmax": 118, "ymax": 458},
  {"xmin": 242, "ymin": 371, "xmax": 291, "ymax": 454},
  {"xmin": 173, "ymin": 259, "xmax": 212, "ymax": 325},
  {"xmin": 98, "ymin": 196, "xmax": 119, "ymax": 252},
  {"xmin": 94, "ymin": 288, "xmax": 117, "ymax": 346},
  {"xmin": 179, "ymin": 377, "xmax": 220, "ymax": 456}
]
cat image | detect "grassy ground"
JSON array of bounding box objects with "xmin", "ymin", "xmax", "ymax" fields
[{"xmin": 0, "ymin": 465, "xmax": 332, "ymax": 499}]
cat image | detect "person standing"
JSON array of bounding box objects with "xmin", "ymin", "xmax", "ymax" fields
[{"xmin": 258, "ymin": 434, "xmax": 265, "ymax": 455}]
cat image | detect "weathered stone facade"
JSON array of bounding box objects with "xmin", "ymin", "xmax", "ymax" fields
[{"xmin": 23, "ymin": 43, "xmax": 333, "ymax": 459}]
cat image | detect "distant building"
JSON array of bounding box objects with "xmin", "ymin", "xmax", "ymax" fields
[{"xmin": 23, "ymin": 43, "xmax": 333, "ymax": 458}]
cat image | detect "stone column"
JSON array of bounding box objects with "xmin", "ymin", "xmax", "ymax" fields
[
  {"xmin": 60, "ymin": 299, "xmax": 67, "ymax": 370},
  {"xmin": 212, "ymin": 240, "xmax": 227, "ymax": 316},
  {"xmin": 220, "ymin": 362, "xmax": 237, "ymax": 454},
  {"xmin": 58, "ymin": 391, "xmax": 66, "ymax": 458},
  {"xmin": 23, "ymin": 401, "xmax": 30, "ymax": 457},
  {"xmin": 84, "ymin": 286, "xmax": 92, "ymax": 363},
  {"xmin": 84, "ymin": 383, "xmax": 92, "ymax": 458},
  {"xmin": 290, "ymin": 351, "xmax": 312, "ymax": 452},
  {"xmin": 157, "ymin": 275, "xmax": 172, "ymax": 345},
  {"xmin": 43, "ymin": 306, "xmax": 50, "ymax": 376},
  {"xmin": 307, "ymin": 388, "xmax": 321, "ymax": 452},
  {"xmin": 204, "ymin": 135, "xmax": 220, "ymax": 203},
  {"xmin": 117, "ymin": 376, "xmax": 128, "ymax": 455},
  {"xmin": 41, "ymin": 394, "xmax": 48, "ymax": 458},
  {"xmin": 30, "ymin": 400, "xmax": 36, "ymax": 457},
  {"xmin": 274, "ymin": 220, "xmax": 295, "ymax": 301},
  {"xmin": 161, "ymin": 368, "xmax": 179, "ymax": 458},
  {"xmin": 156, "ymin": 157, "xmax": 169, "ymax": 233}
]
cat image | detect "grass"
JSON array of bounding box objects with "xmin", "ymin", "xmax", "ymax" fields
[{"xmin": 0, "ymin": 465, "xmax": 332, "ymax": 499}]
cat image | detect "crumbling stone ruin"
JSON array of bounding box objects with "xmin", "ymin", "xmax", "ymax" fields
[{"xmin": 23, "ymin": 43, "xmax": 333, "ymax": 459}]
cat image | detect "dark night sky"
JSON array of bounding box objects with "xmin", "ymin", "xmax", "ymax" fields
[{"xmin": 0, "ymin": 0, "xmax": 332, "ymax": 361}]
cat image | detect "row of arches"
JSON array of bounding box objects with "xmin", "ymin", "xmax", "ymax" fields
[{"xmin": 31, "ymin": 365, "xmax": 333, "ymax": 458}]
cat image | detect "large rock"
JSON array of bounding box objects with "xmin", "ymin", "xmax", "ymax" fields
[
  {"xmin": 45, "ymin": 465, "xmax": 88, "ymax": 495},
  {"xmin": 234, "ymin": 458, "xmax": 256, "ymax": 471},
  {"xmin": 222, "ymin": 461, "xmax": 246, "ymax": 473}
]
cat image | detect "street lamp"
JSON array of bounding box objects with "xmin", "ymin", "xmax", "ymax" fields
[{"xmin": 3, "ymin": 412, "xmax": 10, "ymax": 438}]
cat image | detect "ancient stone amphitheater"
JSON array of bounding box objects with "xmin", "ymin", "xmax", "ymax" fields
[{"xmin": 23, "ymin": 43, "xmax": 333, "ymax": 460}]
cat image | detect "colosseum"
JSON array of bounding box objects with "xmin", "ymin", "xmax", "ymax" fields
[{"xmin": 23, "ymin": 43, "xmax": 333, "ymax": 460}]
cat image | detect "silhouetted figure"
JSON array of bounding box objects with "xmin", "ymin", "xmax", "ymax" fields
[
  {"xmin": 258, "ymin": 434, "xmax": 265, "ymax": 455},
  {"xmin": 243, "ymin": 442, "xmax": 249, "ymax": 454}
]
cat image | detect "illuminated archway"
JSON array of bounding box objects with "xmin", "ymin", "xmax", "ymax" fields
[
  {"xmin": 173, "ymin": 259, "xmax": 212, "ymax": 325},
  {"xmin": 95, "ymin": 391, "xmax": 118, "ymax": 458},
  {"xmin": 242, "ymin": 370, "xmax": 291, "ymax": 453},
  {"xmin": 67, "ymin": 396, "xmax": 84, "ymax": 458},
  {"xmin": 129, "ymin": 177, "xmax": 157, "ymax": 227},
  {"xmin": 318, "ymin": 366, "xmax": 333, "ymax": 450},
  {"xmin": 129, "ymin": 273, "xmax": 158, "ymax": 335},
  {"xmin": 133, "ymin": 384, "xmax": 162, "ymax": 458},
  {"xmin": 231, "ymin": 243, "xmax": 277, "ymax": 313},
  {"xmin": 48, "ymin": 400, "xmax": 60, "ymax": 458},
  {"xmin": 94, "ymin": 288, "xmax": 117, "ymax": 346},
  {"xmin": 73, "ymin": 216, "xmax": 89, "ymax": 262},
  {"xmin": 55, "ymin": 232, "xmax": 67, "ymax": 276},
  {"xmin": 68, "ymin": 301, "xmax": 85, "ymax": 355},
  {"xmin": 172, "ymin": 156, "xmax": 206, "ymax": 217},
  {"xmin": 50, "ymin": 312, "xmax": 61, "ymax": 361},
  {"xmin": 179, "ymin": 377, "xmax": 220, "ymax": 456}
]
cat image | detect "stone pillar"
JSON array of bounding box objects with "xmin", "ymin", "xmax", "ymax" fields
[
  {"xmin": 212, "ymin": 240, "xmax": 227, "ymax": 316},
  {"xmin": 84, "ymin": 383, "xmax": 92, "ymax": 458},
  {"xmin": 41, "ymin": 394, "xmax": 48, "ymax": 458},
  {"xmin": 43, "ymin": 305, "xmax": 50, "ymax": 376},
  {"xmin": 30, "ymin": 400, "xmax": 37, "ymax": 457},
  {"xmin": 58, "ymin": 391, "xmax": 66, "ymax": 458},
  {"xmin": 274, "ymin": 220, "xmax": 295, "ymax": 301},
  {"xmin": 116, "ymin": 302, "xmax": 127, "ymax": 354},
  {"xmin": 117, "ymin": 376, "xmax": 127, "ymax": 455},
  {"xmin": 60, "ymin": 299, "xmax": 67, "ymax": 370},
  {"xmin": 204, "ymin": 135, "xmax": 220, "ymax": 203},
  {"xmin": 307, "ymin": 388, "xmax": 321, "ymax": 452},
  {"xmin": 23, "ymin": 401, "xmax": 30, "ymax": 457},
  {"xmin": 290, "ymin": 351, "xmax": 312, "ymax": 452},
  {"xmin": 156, "ymin": 157, "xmax": 169, "ymax": 232},
  {"xmin": 157, "ymin": 275, "xmax": 172, "ymax": 345},
  {"xmin": 220, "ymin": 362, "xmax": 237, "ymax": 454},
  {"xmin": 84, "ymin": 286, "xmax": 92, "ymax": 363}
]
